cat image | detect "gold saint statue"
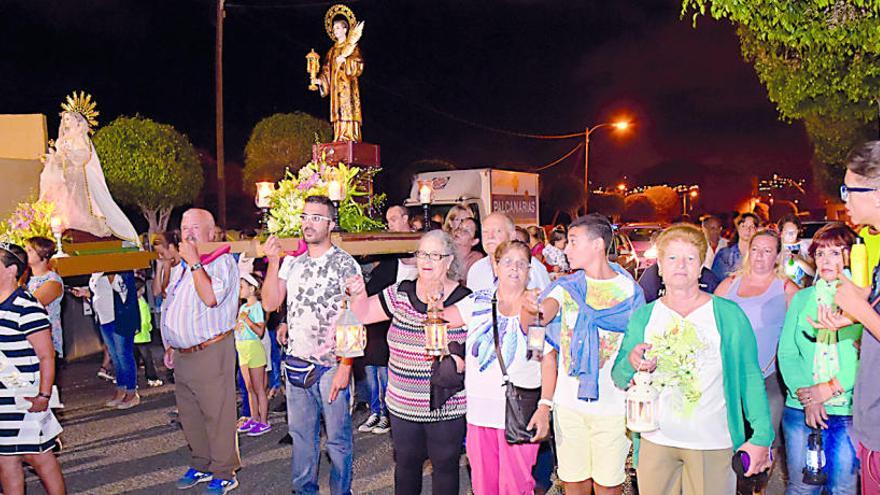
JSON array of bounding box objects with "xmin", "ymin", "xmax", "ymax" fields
[{"xmin": 309, "ymin": 5, "xmax": 364, "ymax": 142}]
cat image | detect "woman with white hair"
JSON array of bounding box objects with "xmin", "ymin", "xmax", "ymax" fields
[{"xmin": 347, "ymin": 229, "xmax": 471, "ymax": 495}]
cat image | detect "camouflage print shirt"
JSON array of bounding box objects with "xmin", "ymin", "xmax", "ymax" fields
[{"xmin": 279, "ymin": 245, "xmax": 361, "ymax": 366}]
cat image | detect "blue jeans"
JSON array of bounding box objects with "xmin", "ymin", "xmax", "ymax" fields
[
  {"xmin": 100, "ymin": 323, "xmax": 136, "ymax": 392},
  {"xmin": 267, "ymin": 328, "xmax": 282, "ymax": 390},
  {"xmin": 237, "ymin": 367, "xmax": 250, "ymax": 418},
  {"xmin": 783, "ymin": 406, "xmax": 858, "ymax": 495},
  {"xmin": 364, "ymin": 365, "xmax": 387, "ymax": 416},
  {"xmin": 286, "ymin": 366, "xmax": 352, "ymax": 495}
]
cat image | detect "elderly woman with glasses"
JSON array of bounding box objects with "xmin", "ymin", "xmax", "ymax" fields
[{"xmin": 347, "ymin": 229, "xmax": 471, "ymax": 495}]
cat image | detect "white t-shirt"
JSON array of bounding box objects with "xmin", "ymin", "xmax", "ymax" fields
[
  {"xmin": 396, "ymin": 259, "xmax": 418, "ymax": 283},
  {"xmin": 466, "ymin": 256, "xmax": 551, "ymax": 293},
  {"xmin": 278, "ymin": 246, "xmax": 361, "ymax": 366},
  {"xmin": 89, "ymin": 273, "xmax": 125, "ymax": 325},
  {"xmin": 545, "ymin": 273, "xmax": 634, "ymax": 416},
  {"xmin": 704, "ymin": 238, "xmax": 729, "ymax": 270},
  {"xmin": 641, "ymin": 299, "xmax": 733, "ymax": 450},
  {"xmin": 458, "ymin": 289, "xmax": 542, "ymax": 428}
]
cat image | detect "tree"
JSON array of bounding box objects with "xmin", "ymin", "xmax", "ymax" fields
[
  {"xmin": 643, "ymin": 186, "xmax": 680, "ymax": 221},
  {"xmin": 681, "ymin": 0, "xmax": 880, "ymax": 194},
  {"xmin": 94, "ymin": 116, "xmax": 203, "ymax": 233},
  {"xmin": 624, "ymin": 195, "xmax": 657, "ymax": 222},
  {"xmin": 243, "ymin": 112, "xmax": 333, "ymax": 194}
]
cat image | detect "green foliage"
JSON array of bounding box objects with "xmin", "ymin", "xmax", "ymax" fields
[
  {"xmin": 243, "ymin": 112, "xmax": 333, "ymax": 193},
  {"xmin": 93, "ymin": 116, "xmax": 203, "ymax": 231},
  {"xmin": 681, "ymin": 0, "xmax": 880, "ymax": 192}
]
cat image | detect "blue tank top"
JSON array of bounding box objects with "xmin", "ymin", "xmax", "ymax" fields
[{"xmin": 725, "ymin": 277, "xmax": 787, "ymax": 377}]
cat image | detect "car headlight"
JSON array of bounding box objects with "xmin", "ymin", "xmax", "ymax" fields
[{"xmin": 644, "ymin": 246, "xmax": 657, "ymax": 259}]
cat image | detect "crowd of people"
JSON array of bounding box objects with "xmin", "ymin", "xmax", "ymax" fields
[{"xmin": 3, "ymin": 141, "xmax": 880, "ymax": 495}]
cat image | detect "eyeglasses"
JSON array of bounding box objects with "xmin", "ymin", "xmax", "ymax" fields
[
  {"xmin": 414, "ymin": 251, "xmax": 451, "ymax": 262},
  {"xmin": 498, "ymin": 257, "xmax": 529, "ymax": 271},
  {"xmin": 299, "ymin": 213, "xmax": 332, "ymax": 223},
  {"xmin": 840, "ymin": 184, "xmax": 878, "ymax": 201}
]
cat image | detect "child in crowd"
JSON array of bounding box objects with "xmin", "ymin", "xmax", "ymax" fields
[
  {"xmin": 235, "ymin": 273, "xmax": 271, "ymax": 437},
  {"xmin": 543, "ymin": 226, "xmax": 569, "ymax": 275},
  {"xmin": 134, "ymin": 280, "xmax": 163, "ymax": 387}
]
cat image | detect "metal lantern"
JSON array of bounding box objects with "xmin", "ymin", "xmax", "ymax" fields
[
  {"xmin": 326, "ymin": 171, "xmax": 345, "ymax": 232},
  {"xmin": 306, "ymin": 49, "xmax": 320, "ymax": 91},
  {"xmin": 526, "ymin": 310, "xmax": 545, "ymax": 361},
  {"xmin": 625, "ymin": 371, "xmax": 660, "ymax": 432},
  {"xmin": 417, "ymin": 179, "xmax": 434, "ymax": 233},
  {"xmin": 424, "ymin": 305, "xmax": 449, "ymax": 357},
  {"xmin": 49, "ymin": 216, "xmax": 67, "ymax": 258},
  {"xmin": 254, "ymin": 181, "xmax": 275, "ymax": 209},
  {"xmin": 803, "ymin": 428, "xmax": 828, "ymax": 485},
  {"xmin": 335, "ymin": 298, "xmax": 366, "ymax": 358}
]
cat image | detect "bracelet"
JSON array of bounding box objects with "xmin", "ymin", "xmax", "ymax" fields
[
  {"xmin": 538, "ymin": 398, "xmax": 554, "ymax": 411},
  {"xmin": 190, "ymin": 262, "xmax": 204, "ymax": 272},
  {"xmin": 37, "ymin": 392, "xmax": 51, "ymax": 399}
]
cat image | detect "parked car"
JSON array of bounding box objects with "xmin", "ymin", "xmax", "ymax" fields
[
  {"xmin": 619, "ymin": 223, "xmax": 665, "ymax": 276},
  {"xmin": 609, "ymin": 230, "xmax": 639, "ymax": 277}
]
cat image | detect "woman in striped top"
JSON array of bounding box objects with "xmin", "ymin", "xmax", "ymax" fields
[
  {"xmin": 348, "ymin": 230, "xmax": 471, "ymax": 495},
  {"xmin": 0, "ymin": 243, "xmax": 65, "ymax": 495}
]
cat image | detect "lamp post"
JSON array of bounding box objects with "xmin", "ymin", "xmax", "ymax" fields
[
  {"xmin": 327, "ymin": 172, "xmax": 345, "ymax": 232},
  {"xmin": 254, "ymin": 181, "xmax": 275, "ymax": 229},
  {"xmin": 583, "ymin": 120, "xmax": 630, "ymax": 214},
  {"xmin": 417, "ymin": 179, "xmax": 434, "ymax": 232}
]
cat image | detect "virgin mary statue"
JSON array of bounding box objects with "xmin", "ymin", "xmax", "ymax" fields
[{"xmin": 38, "ymin": 93, "xmax": 139, "ymax": 244}]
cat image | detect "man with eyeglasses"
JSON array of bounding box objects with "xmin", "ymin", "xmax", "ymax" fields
[
  {"xmin": 529, "ymin": 214, "xmax": 645, "ymax": 495},
  {"xmin": 262, "ymin": 195, "xmax": 361, "ymax": 495},
  {"xmin": 817, "ymin": 141, "xmax": 880, "ymax": 495}
]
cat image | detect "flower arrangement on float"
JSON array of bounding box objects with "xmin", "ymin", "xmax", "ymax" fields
[
  {"xmin": 264, "ymin": 154, "xmax": 385, "ymax": 237},
  {"xmin": 0, "ymin": 200, "xmax": 56, "ymax": 246}
]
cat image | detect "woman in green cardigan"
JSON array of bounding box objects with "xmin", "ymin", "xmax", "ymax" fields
[
  {"xmin": 611, "ymin": 224, "xmax": 773, "ymax": 495},
  {"xmin": 778, "ymin": 222, "xmax": 861, "ymax": 494}
]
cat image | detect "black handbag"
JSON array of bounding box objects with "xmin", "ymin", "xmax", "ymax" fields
[
  {"xmin": 282, "ymin": 355, "xmax": 331, "ymax": 389},
  {"xmin": 491, "ymin": 294, "xmax": 541, "ymax": 444}
]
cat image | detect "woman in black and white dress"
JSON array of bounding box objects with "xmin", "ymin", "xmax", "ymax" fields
[{"xmin": 0, "ymin": 243, "xmax": 64, "ymax": 495}]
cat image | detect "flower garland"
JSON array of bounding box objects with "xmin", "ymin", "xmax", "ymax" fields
[
  {"xmin": 0, "ymin": 200, "xmax": 56, "ymax": 247},
  {"xmin": 264, "ymin": 155, "xmax": 385, "ymax": 237},
  {"xmin": 646, "ymin": 316, "xmax": 705, "ymax": 416}
]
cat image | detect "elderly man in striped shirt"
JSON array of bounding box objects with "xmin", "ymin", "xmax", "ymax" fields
[{"xmin": 162, "ymin": 209, "xmax": 241, "ymax": 495}]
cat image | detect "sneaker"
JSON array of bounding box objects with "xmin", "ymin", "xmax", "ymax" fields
[
  {"xmin": 105, "ymin": 395, "xmax": 124, "ymax": 408},
  {"xmin": 176, "ymin": 468, "xmax": 212, "ymax": 490},
  {"xmin": 116, "ymin": 393, "xmax": 140, "ymax": 410},
  {"xmin": 246, "ymin": 422, "xmax": 272, "ymax": 437},
  {"xmin": 147, "ymin": 379, "xmax": 164, "ymax": 387},
  {"xmin": 358, "ymin": 413, "xmax": 380, "ymax": 432},
  {"xmin": 372, "ymin": 415, "xmax": 391, "ymax": 434},
  {"xmin": 203, "ymin": 477, "xmax": 238, "ymax": 494},
  {"xmin": 236, "ymin": 418, "xmax": 256, "ymax": 433},
  {"xmin": 97, "ymin": 368, "xmax": 115, "ymax": 381}
]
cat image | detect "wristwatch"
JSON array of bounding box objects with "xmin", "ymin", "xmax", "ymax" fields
[
  {"xmin": 190, "ymin": 262, "xmax": 204, "ymax": 272},
  {"xmin": 538, "ymin": 398, "xmax": 554, "ymax": 411}
]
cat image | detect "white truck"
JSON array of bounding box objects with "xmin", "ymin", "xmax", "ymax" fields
[{"xmin": 405, "ymin": 168, "xmax": 540, "ymax": 226}]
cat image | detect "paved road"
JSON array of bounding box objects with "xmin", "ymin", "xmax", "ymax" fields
[{"xmin": 23, "ymin": 354, "xmax": 785, "ymax": 494}]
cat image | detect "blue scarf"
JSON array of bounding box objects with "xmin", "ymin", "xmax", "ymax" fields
[{"xmin": 542, "ymin": 263, "xmax": 645, "ymax": 402}]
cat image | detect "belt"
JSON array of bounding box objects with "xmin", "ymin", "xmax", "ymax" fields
[{"xmin": 174, "ymin": 330, "xmax": 232, "ymax": 354}]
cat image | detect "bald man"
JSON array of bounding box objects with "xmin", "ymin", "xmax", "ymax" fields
[
  {"xmin": 466, "ymin": 212, "xmax": 551, "ymax": 293},
  {"xmin": 162, "ymin": 209, "xmax": 241, "ymax": 493},
  {"xmin": 385, "ymin": 205, "xmax": 411, "ymax": 233}
]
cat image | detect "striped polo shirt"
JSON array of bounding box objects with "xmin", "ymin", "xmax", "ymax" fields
[
  {"xmin": 0, "ymin": 287, "xmax": 56, "ymax": 453},
  {"xmin": 381, "ymin": 280, "xmax": 471, "ymax": 423}
]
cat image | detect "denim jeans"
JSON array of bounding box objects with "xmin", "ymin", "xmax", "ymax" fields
[
  {"xmin": 286, "ymin": 366, "xmax": 352, "ymax": 495},
  {"xmin": 237, "ymin": 367, "xmax": 250, "ymax": 418},
  {"xmin": 267, "ymin": 328, "xmax": 282, "ymax": 390},
  {"xmin": 364, "ymin": 365, "xmax": 388, "ymax": 416},
  {"xmin": 100, "ymin": 323, "xmax": 136, "ymax": 392},
  {"xmin": 783, "ymin": 406, "xmax": 858, "ymax": 495}
]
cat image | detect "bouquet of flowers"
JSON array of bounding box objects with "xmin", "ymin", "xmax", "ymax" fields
[
  {"xmin": 646, "ymin": 317, "xmax": 705, "ymax": 416},
  {"xmin": 0, "ymin": 200, "xmax": 56, "ymax": 247},
  {"xmin": 265, "ymin": 155, "xmax": 385, "ymax": 237}
]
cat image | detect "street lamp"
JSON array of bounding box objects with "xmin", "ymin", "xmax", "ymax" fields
[{"xmin": 584, "ymin": 119, "xmax": 631, "ymax": 213}]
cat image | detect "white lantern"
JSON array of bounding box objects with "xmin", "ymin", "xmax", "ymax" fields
[
  {"xmin": 526, "ymin": 310, "xmax": 545, "ymax": 361},
  {"xmin": 254, "ymin": 181, "xmax": 275, "ymax": 209},
  {"xmin": 335, "ymin": 298, "xmax": 366, "ymax": 358},
  {"xmin": 424, "ymin": 306, "xmax": 448, "ymax": 357},
  {"xmin": 626, "ymin": 371, "xmax": 659, "ymax": 432}
]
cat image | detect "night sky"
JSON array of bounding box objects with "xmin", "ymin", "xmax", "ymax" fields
[{"xmin": 1, "ymin": 0, "xmax": 814, "ymax": 223}]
